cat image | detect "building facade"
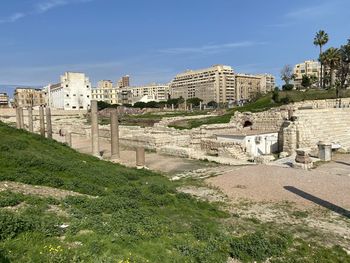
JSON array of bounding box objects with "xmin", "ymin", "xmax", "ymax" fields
[
  {"xmin": 117, "ymin": 75, "xmax": 130, "ymax": 88},
  {"xmin": 0, "ymin": 92, "xmax": 9, "ymax": 108},
  {"xmin": 170, "ymin": 65, "xmax": 235, "ymax": 104},
  {"xmin": 235, "ymin": 73, "xmax": 276, "ymax": 102},
  {"xmin": 46, "ymin": 72, "xmax": 92, "ymax": 110},
  {"xmin": 293, "ymin": 60, "xmax": 320, "ymax": 89},
  {"xmin": 91, "ymin": 80, "xmax": 118, "ymax": 104},
  {"xmin": 14, "ymin": 88, "xmax": 46, "ymax": 108},
  {"xmin": 235, "ymin": 74, "xmax": 262, "ymax": 102}
]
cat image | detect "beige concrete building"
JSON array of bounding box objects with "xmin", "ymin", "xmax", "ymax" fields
[
  {"xmin": 125, "ymin": 84, "xmax": 170, "ymax": 104},
  {"xmin": 14, "ymin": 88, "xmax": 46, "ymax": 108},
  {"xmin": 117, "ymin": 75, "xmax": 130, "ymax": 88},
  {"xmin": 235, "ymin": 74, "xmax": 262, "ymax": 101},
  {"xmin": 258, "ymin": 74, "xmax": 276, "ymax": 93},
  {"xmin": 0, "ymin": 92, "xmax": 9, "ymax": 108},
  {"xmin": 46, "ymin": 72, "xmax": 92, "ymax": 110},
  {"xmin": 293, "ymin": 60, "xmax": 320, "ymax": 89},
  {"xmin": 235, "ymin": 73, "xmax": 275, "ymax": 102},
  {"xmin": 91, "ymin": 80, "xmax": 118, "ymax": 104},
  {"xmin": 170, "ymin": 65, "xmax": 235, "ymax": 104}
]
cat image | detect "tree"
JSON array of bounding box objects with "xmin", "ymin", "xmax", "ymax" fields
[
  {"xmin": 272, "ymin": 87, "xmax": 279, "ymax": 103},
  {"xmin": 186, "ymin": 97, "xmax": 202, "ymax": 107},
  {"xmin": 280, "ymin": 65, "xmax": 294, "ymax": 85},
  {"xmin": 314, "ymin": 30, "xmax": 329, "ymax": 88},
  {"xmin": 336, "ymin": 39, "xmax": 350, "ymax": 97},
  {"xmin": 320, "ymin": 47, "xmax": 341, "ymax": 88},
  {"xmin": 301, "ymin": 75, "xmax": 312, "ymax": 89},
  {"xmin": 282, "ymin": 84, "xmax": 294, "ymax": 91},
  {"xmin": 207, "ymin": 101, "xmax": 218, "ymax": 108}
]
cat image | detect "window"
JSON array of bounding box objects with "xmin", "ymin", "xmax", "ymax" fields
[
  {"xmin": 72, "ymin": 106, "xmax": 76, "ymax": 109},
  {"xmin": 87, "ymin": 95, "xmax": 90, "ymax": 98},
  {"xmin": 73, "ymin": 94, "xmax": 76, "ymax": 96},
  {"xmin": 66, "ymin": 85, "xmax": 69, "ymax": 87},
  {"xmin": 66, "ymin": 94, "xmax": 69, "ymax": 97}
]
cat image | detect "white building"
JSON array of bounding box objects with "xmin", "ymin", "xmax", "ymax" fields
[
  {"xmin": 46, "ymin": 72, "xmax": 92, "ymax": 110},
  {"xmin": 217, "ymin": 132, "xmax": 279, "ymax": 157}
]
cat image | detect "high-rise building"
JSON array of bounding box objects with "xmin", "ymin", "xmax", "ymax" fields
[
  {"xmin": 170, "ymin": 65, "xmax": 235, "ymax": 104},
  {"xmin": 0, "ymin": 92, "xmax": 9, "ymax": 108},
  {"xmin": 46, "ymin": 72, "xmax": 92, "ymax": 110},
  {"xmin": 14, "ymin": 88, "xmax": 46, "ymax": 108},
  {"xmin": 293, "ymin": 60, "xmax": 320, "ymax": 89},
  {"xmin": 235, "ymin": 74, "xmax": 262, "ymax": 102},
  {"xmin": 235, "ymin": 73, "xmax": 275, "ymax": 102},
  {"xmin": 117, "ymin": 75, "xmax": 130, "ymax": 88}
]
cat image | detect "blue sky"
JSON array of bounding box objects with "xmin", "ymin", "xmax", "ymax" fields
[{"xmin": 0, "ymin": 0, "xmax": 349, "ymax": 91}]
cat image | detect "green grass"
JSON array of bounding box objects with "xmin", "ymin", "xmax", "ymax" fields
[
  {"xmin": 170, "ymin": 89, "xmax": 350, "ymax": 129},
  {"xmin": 0, "ymin": 122, "xmax": 349, "ymax": 262}
]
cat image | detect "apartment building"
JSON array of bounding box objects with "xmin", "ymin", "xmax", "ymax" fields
[
  {"xmin": 14, "ymin": 88, "xmax": 46, "ymax": 108},
  {"xmin": 235, "ymin": 73, "xmax": 275, "ymax": 102},
  {"xmin": 293, "ymin": 60, "xmax": 320, "ymax": 89},
  {"xmin": 46, "ymin": 72, "xmax": 92, "ymax": 110},
  {"xmin": 170, "ymin": 65, "xmax": 235, "ymax": 104},
  {"xmin": 0, "ymin": 92, "xmax": 9, "ymax": 107},
  {"xmin": 258, "ymin": 74, "xmax": 275, "ymax": 93},
  {"xmin": 91, "ymin": 80, "xmax": 118, "ymax": 104},
  {"xmin": 235, "ymin": 74, "xmax": 262, "ymax": 101},
  {"xmin": 126, "ymin": 84, "xmax": 170, "ymax": 103},
  {"xmin": 117, "ymin": 75, "xmax": 130, "ymax": 88}
]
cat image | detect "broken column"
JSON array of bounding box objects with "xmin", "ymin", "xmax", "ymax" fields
[
  {"xmin": 19, "ymin": 107, "xmax": 24, "ymax": 129},
  {"xmin": 184, "ymin": 99, "xmax": 187, "ymax": 111},
  {"xmin": 91, "ymin": 100, "xmax": 100, "ymax": 157},
  {"xmin": 189, "ymin": 103, "xmax": 193, "ymax": 111},
  {"xmin": 199, "ymin": 101, "xmax": 202, "ymax": 111},
  {"xmin": 39, "ymin": 106, "xmax": 45, "ymax": 137},
  {"xmin": 136, "ymin": 147, "xmax": 145, "ymax": 168},
  {"xmin": 110, "ymin": 109, "xmax": 120, "ymax": 160},
  {"xmin": 15, "ymin": 107, "xmax": 21, "ymax": 129},
  {"xmin": 45, "ymin": 107, "xmax": 52, "ymax": 139},
  {"xmin": 294, "ymin": 148, "xmax": 313, "ymax": 170},
  {"xmin": 171, "ymin": 104, "xmax": 174, "ymax": 111},
  {"xmin": 318, "ymin": 141, "xmax": 332, "ymax": 161},
  {"xmin": 28, "ymin": 107, "xmax": 33, "ymax": 132}
]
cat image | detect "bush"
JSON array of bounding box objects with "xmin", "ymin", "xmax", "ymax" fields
[{"xmin": 229, "ymin": 231, "xmax": 292, "ymax": 262}]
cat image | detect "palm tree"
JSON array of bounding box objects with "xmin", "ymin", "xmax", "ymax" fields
[
  {"xmin": 313, "ymin": 30, "xmax": 329, "ymax": 88},
  {"xmin": 320, "ymin": 47, "xmax": 341, "ymax": 91}
]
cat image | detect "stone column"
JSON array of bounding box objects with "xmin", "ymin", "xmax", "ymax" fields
[
  {"xmin": 171, "ymin": 104, "xmax": 174, "ymax": 111},
  {"xmin": 91, "ymin": 100, "xmax": 100, "ymax": 157},
  {"xmin": 15, "ymin": 107, "xmax": 21, "ymax": 129},
  {"xmin": 39, "ymin": 106, "xmax": 45, "ymax": 137},
  {"xmin": 65, "ymin": 132, "xmax": 72, "ymax": 147},
  {"xmin": 45, "ymin": 107, "xmax": 52, "ymax": 139},
  {"xmin": 318, "ymin": 141, "xmax": 332, "ymax": 161},
  {"xmin": 110, "ymin": 109, "xmax": 120, "ymax": 160},
  {"xmin": 18, "ymin": 107, "xmax": 24, "ymax": 129},
  {"xmin": 190, "ymin": 103, "xmax": 193, "ymax": 111},
  {"xmin": 136, "ymin": 147, "xmax": 145, "ymax": 168},
  {"xmin": 184, "ymin": 99, "xmax": 187, "ymax": 111},
  {"xmin": 28, "ymin": 107, "xmax": 33, "ymax": 132},
  {"xmin": 199, "ymin": 101, "xmax": 202, "ymax": 111}
]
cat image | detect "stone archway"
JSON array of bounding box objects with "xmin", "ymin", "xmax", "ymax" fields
[{"xmin": 243, "ymin": 120, "xmax": 253, "ymax": 128}]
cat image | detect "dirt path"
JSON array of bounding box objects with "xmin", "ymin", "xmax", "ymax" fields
[
  {"xmin": 206, "ymin": 155, "xmax": 350, "ymax": 209},
  {"xmin": 0, "ymin": 181, "xmax": 88, "ymax": 199}
]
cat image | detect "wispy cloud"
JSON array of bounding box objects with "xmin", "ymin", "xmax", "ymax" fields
[
  {"xmin": 0, "ymin": 13, "xmax": 25, "ymax": 24},
  {"xmin": 0, "ymin": 0, "xmax": 94, "ymax": 24},
  {"xmin": 285, "ymin": 3, "xmax": 335, "ymax": 19},
  {"xmin": 159, "ymin": 41, "xmax": 266, "ymax": 55}
]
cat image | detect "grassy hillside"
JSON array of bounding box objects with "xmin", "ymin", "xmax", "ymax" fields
[
  {"xmin": 170, "ymin": 89, "xmax": 350, "ymax": 129},
  {"xmin": 0, "ymin": 122, "xmax": 349, "ymax": 262}
]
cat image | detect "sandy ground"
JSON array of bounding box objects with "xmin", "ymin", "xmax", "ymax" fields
[
  {"xmin": 54, "ymin": 134, "xmax": 350, "ymax": 211},
  {"xmin": 206, "ymin": 154, "xmax": 350, "ymax": 210},
  {"xmin": 54, "ymin": 134, "xmax": 216, "ymax": 175}
]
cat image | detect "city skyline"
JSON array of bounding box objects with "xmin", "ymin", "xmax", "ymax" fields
[{"xmin": 1, "ymin": 0, "xmax": 349, "ymax": 89}]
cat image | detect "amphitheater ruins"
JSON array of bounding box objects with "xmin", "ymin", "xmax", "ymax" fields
[{"xmin": 1, "ymin": 98, "xmax": 350, "ymax": 169}]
